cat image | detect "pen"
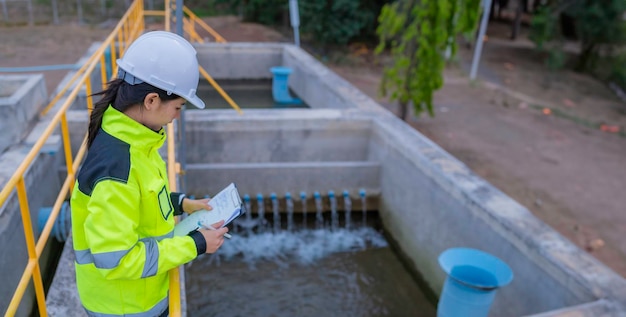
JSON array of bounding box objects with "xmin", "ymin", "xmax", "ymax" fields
[{"xmin": 201, "ymin": 223, "xmax": 232, "ymax": 239}]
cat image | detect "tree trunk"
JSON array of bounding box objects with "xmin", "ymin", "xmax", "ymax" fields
[
  {"xmin": 511, "ymin": 0, "xmax": 523, "ymax": 40},
  {"xmin": 575, "ymin": 41, "xmax": 595, "ymax": 72},
  {"xmin": 399, "ymin": 101, "xmax": 409, "ymax": 121}
]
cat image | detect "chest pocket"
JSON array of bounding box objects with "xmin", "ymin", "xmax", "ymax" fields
[
  {"xmin": 140, "ymin": 178, "xmax": 174, "ymax": 237},
  {"xmin": 156, "ymin": 185, "xmax": 173, "ymax": 220}
]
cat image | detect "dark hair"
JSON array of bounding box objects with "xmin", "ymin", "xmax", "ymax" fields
[{"xmin": 87, "ymin": 79, "xmax": 180, "ymax": 148}]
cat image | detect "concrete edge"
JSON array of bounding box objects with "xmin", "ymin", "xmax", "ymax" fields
[
  {"xmin": 45, "ymin": 234, "xmax": 85, "ymax": 317},
  {"xmin": 523, "ymin": 299, "xmax": 624, "ymax": 317},
  {"xmin": 371, "ymin": 112, "xmax": 626, "ymax": 312}
]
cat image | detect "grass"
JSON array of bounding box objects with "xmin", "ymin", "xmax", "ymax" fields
[{"xmin": 529, "ymin": 104, "xmax": 626, "ymax": 138}]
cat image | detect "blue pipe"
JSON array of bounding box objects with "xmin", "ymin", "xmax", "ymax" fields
[
  {"xmin": 38, "ymin": 201, "xmax": 71, "ymax": 243},
  {"xmin": 359, "ymin": 189, "xmax": 366, "ymax": 198},
  {"xmin": 0, "ymin": 64, "xmax": 79, "ymax": 73},
  {"xmin": 269, "ymin": 66, "xmax": 302, "ymax": 105},
  {"xmin": 1, "ymin": 48, "xmax": 113, "ymax": 75}
]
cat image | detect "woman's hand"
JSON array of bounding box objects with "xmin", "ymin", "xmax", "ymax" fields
[
  {"xmin": 182, "ymin": 197, "xmax": 212, "ymax": 214},
  {"xmin": 198, "ymin": 220, "xmax": 229, "ymax": 254}
]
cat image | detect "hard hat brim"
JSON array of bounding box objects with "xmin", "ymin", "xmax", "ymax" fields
[{"xmin": 186, "ymin": 95, "xmax": 205, "ymax": 109}]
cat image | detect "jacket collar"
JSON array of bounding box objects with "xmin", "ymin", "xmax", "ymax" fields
[{"xmin": 101, "ymin": 105, "xmax": 166, "ymax": 151}]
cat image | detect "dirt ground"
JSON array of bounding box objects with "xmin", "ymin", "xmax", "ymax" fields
[{"xmin": 1, "ymin": 16, "xmax": 625, "ymax": 277}]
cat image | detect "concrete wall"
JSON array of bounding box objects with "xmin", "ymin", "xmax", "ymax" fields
[
  {"xmin": 182, "ymin": 109, "xmax": 379, "ymax": 197},
  {"xmin": 56, "ymin": 42, "xmax": 107, "ymax": 111},
  {"xmin": 193, "ymin": 43, "xmax": 384, "ymax": 112},
  {"xmin": 368, "ymin": 115, "xmax": 626, "ymax": 315},
  {"xmin": 48, "ymin": 43, "xmax": 626, "ymax": 316},
  {"xmin": 172, "ymin": 108, "xmax": 626, "ymax": 316},
  {"xmin": 195, "ymin": 43, "xmax": 283, "ymax": 80},
  {"xmin": 0, "ymin": 64, "xmax": 79, "ymax": 317},
  {"xmin": 0, "ymin": 74, "xmax": 47, "ymax": 154},
  {"xmin": 0, "ymin": 142, "xmax": 64, "ymax": 316},
  {"xmin": 0, "ymin": 73, "xmax": 65, "ymax": 316},
  {"xmin": 190, "ymin": 43, "xmax": 626, "ymax": 315},
  {"xmin": 283, "ymin": 45, "xmax": 383, "ymax": 112}
]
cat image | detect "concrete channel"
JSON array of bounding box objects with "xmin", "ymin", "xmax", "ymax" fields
[{"xmin": 1, "ymin": 43, "xmax": 625, "ymax": 316}]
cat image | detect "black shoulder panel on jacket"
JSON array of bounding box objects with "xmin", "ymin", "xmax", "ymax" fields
[{"xmin": 77, "ymin": 129, "xmax": 131, "ymax": 196}]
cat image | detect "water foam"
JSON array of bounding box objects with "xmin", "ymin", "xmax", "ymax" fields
[{"xmin": 197, "ymin": 227, "xmax": 388, "ymax": 268}]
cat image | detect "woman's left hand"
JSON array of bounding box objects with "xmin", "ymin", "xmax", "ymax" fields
[{"xmin": 182, "ymin": 197, "xmax": 212, "ymax": 214}]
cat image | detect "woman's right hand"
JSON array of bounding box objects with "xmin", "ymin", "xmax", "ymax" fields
[{"xmin": 198, "ymin": 220, "xmax": 229, "ymax": 254}]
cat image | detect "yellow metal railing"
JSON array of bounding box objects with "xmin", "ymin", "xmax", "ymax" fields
[
  {"xmin": 166, "ymin": 3, "xmax": 241, "ymax": 114},
  {"xmin": 182, "ymin": 6, "xmax": 227, "ymax": 43},
  {"xmin": 160, "ymin": 1, "xmax": 184, "ymax": 314},
  {"xmin": 3, "ymin": 1, "xmax": 240, "ymax": 316},
  {"xmin": 177, "ymin": 5, "xmax": 243, "ymax": 114},
  {"xmin": 198, "ymin": 65, "xmax": 243, "ymax": 114},
  {"xmin": 162, "ymin": 5, "xmax": 240, "ymax": 313},
  {"xmin": 1, "ymin": 1, "xmax": 145, "ymax": 316}
]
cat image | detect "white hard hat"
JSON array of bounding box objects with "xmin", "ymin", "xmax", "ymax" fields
[{"xmin": 117, "ymin": 31, "xmax": 205, "ymax": 109}]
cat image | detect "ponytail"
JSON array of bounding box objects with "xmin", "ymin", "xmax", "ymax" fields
[
  {"xmin": 87, "ymin": 79, "xmax": 123, "ymax": 148},
  {"xmin": 87, "ymin": 79, "xmax": 180, "ymax": 148}
]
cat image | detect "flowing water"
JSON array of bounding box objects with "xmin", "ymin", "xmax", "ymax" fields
[
  {"xmin": 185, "ymin": 213, "xmax": 437, "ymax": 316},
  {"xmin": 344, "ymin": 190, "xmax": 352, "ymax": 230}
]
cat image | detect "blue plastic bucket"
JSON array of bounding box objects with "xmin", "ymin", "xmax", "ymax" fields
[{"xmin": 437, "ymin": 248, "xmax": 513, "ymax": 317}]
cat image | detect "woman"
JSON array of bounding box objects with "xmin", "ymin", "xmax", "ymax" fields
[{"xmin": 70, "ymin": 31, "xmax": 228, "ymax": 317}]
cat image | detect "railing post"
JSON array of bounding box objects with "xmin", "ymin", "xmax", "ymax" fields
[
  {"xmin": 60, "ymin": 114, "xmax": 75, "ymax": 193},
  {"xmin": 165, "ymin": 0, "xmax": 171, "ymax": 31},
  {"xmin": 85, "ymin": 77, "xmax": 94, "ymax": 111},
  {"xmin": 123, "ymin": 22, "xmax": 129, "ymax": 53},
  {"xmin": 136, "ymin": 0, "xmax": 144, "ymax": 34},
  {"xmin": 109, "ymin": 41, "xmax": 117, "ymax": 75},
  {"xmin": 17, "ymin": 178, "xmax": 47, "ymax": 316},
  {"xmin": 167, "ymin": 122, "xmax": 182, "ymax": 317},
  {"xmin": 119, "ymin": 28, "xmax": 126, "ymax": 57},
  {"xmin": 99, "ymin": 54, "xmax": 108, "ymax": 89}
]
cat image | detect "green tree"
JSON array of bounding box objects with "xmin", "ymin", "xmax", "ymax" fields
[
  {"xmin": 299, "ymin": 0, "xmax": 375, "ymax": 48},
  {"xmin": 376, "ymin": 0, "xmax": 481, "ymax": 120},
  {"xmin": 530, "ymin": 0, "xmax": 626, "ymax": 72}
]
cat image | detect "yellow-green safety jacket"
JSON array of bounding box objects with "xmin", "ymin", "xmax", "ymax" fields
[{"xmin": 71, "ymin": 106, "xmax": 205, "ymax": 317}]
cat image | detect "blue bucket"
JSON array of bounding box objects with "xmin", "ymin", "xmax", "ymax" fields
[
  {"xmin": 269, "ymin": 66, "xmax": 302, "ymax": 105},
  {"xmin": 437, "ymin": 248, "xmax": 513, "ymax": 317}
]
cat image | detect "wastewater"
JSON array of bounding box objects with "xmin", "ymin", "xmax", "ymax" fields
[{"xmin": 185, "ymin": 191, "xmax": 437, "ymax": 316}]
